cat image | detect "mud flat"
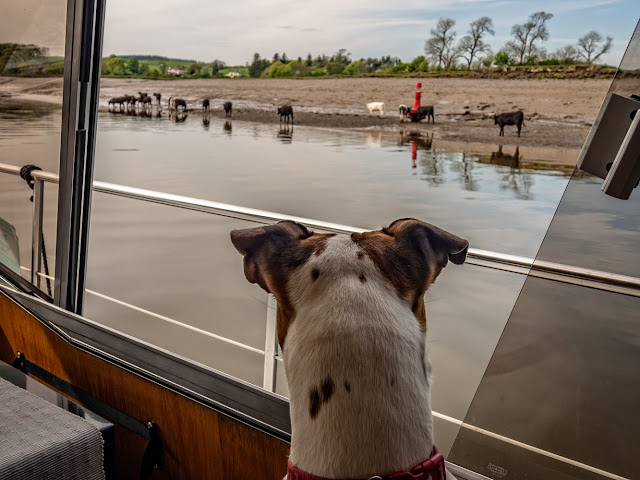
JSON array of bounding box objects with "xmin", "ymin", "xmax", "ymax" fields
[{"xmin": 0, "ymin": 76, "xmax": 612, "ymax": 152}]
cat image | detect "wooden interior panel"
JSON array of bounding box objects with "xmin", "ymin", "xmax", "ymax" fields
[{"xmin": 0, "ymin": 292, "xmax": 290, "ymax": 480}]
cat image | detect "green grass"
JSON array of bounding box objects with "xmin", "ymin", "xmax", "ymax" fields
[{"xmin": 218, "ymin": 66, "xmax": 249, "ymax": 76}]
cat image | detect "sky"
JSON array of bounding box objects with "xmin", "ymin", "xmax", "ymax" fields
[{"xmin": 1, "ymin": 0, "xmax": 639, "ymax": 67}]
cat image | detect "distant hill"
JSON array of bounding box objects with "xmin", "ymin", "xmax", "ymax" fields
[{"xmin": 114, "ymin": 55, "xmax": 197, "ymax": 63}]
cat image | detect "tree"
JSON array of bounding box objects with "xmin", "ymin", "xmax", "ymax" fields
[
  {"xmin": 425, "ymin": 18, "xmax": 457, "ymax": 69},
  {"xmin": 272, "ymin": 53, "xmax": 280, "ymax": 63},
  {"xmin": 506, "ymin": 11, "xmax": 553, "ymax": 64},
  {"xmin": 158, "ymin": 63, "xmax": 166, "ymax": 74},
  {"xmin": 187, "ymin": 62, "xmax": 201, "ymax": 75},
  {"xmin": 459, "ymin": 17, "xmax": 495, "ymax": 70},
  {"xmin": 306, "ymin": 53, "xmax": 313, "ymax": 67},
  {"xmin": 343, "ymin": 60, "xmax": 364, "ymax": 75},
  {"xmin": 106, "ymin": 56, "xmax": 126, "ymax": 75},
  {"xmin": 408, "ymin": 55, "xmax": 428, "ymax": 72},
  {"xmin": 553, "ymin": 45, "xmax": 578, "ymax": 64},
  {"xmin": 125, "ymin": 56, "xmax": 139, "ymax": 74},
  {"xmin": 494, "ymin": 51, "xmax": 511, "ymax": 67},
  {"xmin": 334, "ymin": 48, "xmax": 351, "ymax": 66},
  {"xmin": 281, "ymin": 52, "xmax": 289, "ymax": 63},
  {"xmin": 249, "ymin": 53, "xmax": 265, "ymax": 78},
  {"xmin": 576, "ymin": 31, "xmax": 613, "ymax": 64}
]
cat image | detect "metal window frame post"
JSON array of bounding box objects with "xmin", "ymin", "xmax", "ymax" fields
[
  {"xmin": 262, "ymin": 294, "xmax": 278, "ymax": 392},
  {"xmin": 54, "ymin": 0, "xmax": 106, "ymax": 314},
  {"xmin": 31, "ymin": 178, "xmax": 44, "ymax": 288}
]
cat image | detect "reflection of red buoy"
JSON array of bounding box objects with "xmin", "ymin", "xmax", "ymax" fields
[
  {"xmin": 411, "ymin": 140, "xmax": 417, "ymax": 174},
  {"xmin": 411, "ymin": 82, "xmax": 422, "ymax": 113}
]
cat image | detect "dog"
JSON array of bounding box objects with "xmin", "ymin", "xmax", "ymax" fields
[
  {"xmin": 231, "ymin": 218, "xmax": 467, "ymax": 479},
  {"xmin": 399, "ymin": 104, "xmax": 411, "ymax": 122}
]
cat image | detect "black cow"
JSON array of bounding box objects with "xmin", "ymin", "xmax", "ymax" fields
[
  {"xmin": 202, "ymin": 99, "xmax": 210, "ymax": 112},
  {"xmin": 278, "ymin": 105, "xmax": 293, "ymax": 124},
  {"xmin": 494, "ymin": 111, "xmax": 525, "ymax": 137},
  {"xmin": 108, "ymin": 96, "xmax": 127, "ymax": 111},
  {"xmin": 125, "ymin": 95, "xmax": 137, "ymax": 110},
  {"xmin": 410, "ymin": 105, "xmax": 435, "ymax": 124},
  {"xmin": 224, "ymin": 101, "xmax": 233, "ymax": 117},
  {"xmin": 138, "ymin": 94, "xmax": 152, "ymax": 110},
  {"xmin": 153, "ymin": 92, "xmax": 162, "ymax": 106}
]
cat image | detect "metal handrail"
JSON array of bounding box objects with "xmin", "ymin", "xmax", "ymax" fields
[{"xmin": 2, "ymin": 162, "xmax": 640, "ymax": 295}]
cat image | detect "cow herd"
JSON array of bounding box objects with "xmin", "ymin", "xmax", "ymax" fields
[
  {"xmin": 108, "ymin": 92, "xmax": 525, "ymax": 137},
  {"xmin": 366, "ymin": 101, "xmax": 524, "ymax": 136}
]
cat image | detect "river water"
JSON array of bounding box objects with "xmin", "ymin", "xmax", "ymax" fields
[{"xmin": 0, "ymin": 101, "xmax": 584, "ymax": 453}]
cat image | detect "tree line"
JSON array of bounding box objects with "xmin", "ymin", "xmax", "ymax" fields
[
  {"xmin": 425, "ymin": 12, "xmax": 613, "ymax": 70},
  {"xmin": 101, "ymin": 54, "xmax": 231, "ymax": 78},
  {"xmin": 1, "ymin": 13, "xmax": 616, "ymax": 80},
  {"xmin": 246, "ymin": 11, "xmax": 614, "ymax": 77}
]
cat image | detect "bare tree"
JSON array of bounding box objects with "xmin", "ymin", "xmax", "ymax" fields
[
  {"xmin": 443, "ymin": 45, "xmax": 462, "ymax": 70},
  {"xmin": 425, "ymin": 18, "xmax": 457, "ymax": 68},
  {"xmin": 506, "ymin": 11, "xmax": 554, "ymax": 64},
  {"xmin": 459, "ymin": 17, "xmax": 495, "ymax": 69},
  {"xmin": 553, "ymin": 45, "xmax": 578, "ymax": 63},
  {"xmin": 576, "ymin": 31, "xmax": 613, "ymax": 64}
]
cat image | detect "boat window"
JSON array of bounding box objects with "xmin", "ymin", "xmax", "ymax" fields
[
  {"xmin": 2, "ymin": 1, "xmax": 639, "ymax": 478},
  {"xmin": 447, "ymin": 22, "xmax": 640, "ymax": 480},
  {"xmin": 83, "ymin": 0, "xmax": 638, "ymax": 458},
  {"xmin": 0, "ymin": 0, "xmax": 67, "ymax": 299}
]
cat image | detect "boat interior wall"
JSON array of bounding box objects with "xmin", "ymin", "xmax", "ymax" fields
[{"xmin": 0, "ymin": 291, "xmax": 290, "ymax": 480}]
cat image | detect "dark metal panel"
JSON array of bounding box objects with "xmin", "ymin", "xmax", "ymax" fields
[
  {"xmin": 54, "ymin": 0, "xmax": 103, "ymax": 314},
  {"xmin": 76, "ymin": 0, "xmax": 105, "ymax": 314}
]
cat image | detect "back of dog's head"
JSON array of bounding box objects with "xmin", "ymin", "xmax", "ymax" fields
[{"xmin": 230, "ymin": 219, "xmax": 467, "ymax": 347}]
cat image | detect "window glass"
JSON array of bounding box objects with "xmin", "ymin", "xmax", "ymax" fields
[
  {"xmin": 449, "ymin": 20, "xmax": 640, "ymax": 479},
  {"xmin": 0, "ymin": 1, "xmax": 66, "ymax": 296},
  {"xmin": 83, "ymin": 1, "xmax": 637, "ymax": 473}
]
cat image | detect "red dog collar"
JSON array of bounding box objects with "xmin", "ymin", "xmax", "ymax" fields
[{"xmin": 287, "ymin": 445, "xmax": 446, "ymax": 480}]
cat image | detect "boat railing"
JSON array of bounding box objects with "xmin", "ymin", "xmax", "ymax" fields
[
  {"xmin": 3, "ymin": 161, "xmax": 640, "ymax": 393},
  {"xmin": 1, "ymin": 161, "xmax": 635, "ymax": 480}
]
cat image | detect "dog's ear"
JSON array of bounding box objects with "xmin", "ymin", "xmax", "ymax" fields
[
  {"xmin": 387, "ymin": 218, "xmax": 468, "ymax": 267},
  {"xmin": 230, "ymin": 221, "xmax": 313, "ymax": 293}
]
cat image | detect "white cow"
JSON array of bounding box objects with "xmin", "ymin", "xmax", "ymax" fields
[{"xmin": 366, "ymin": 102, "xmax": 385, "ymax": 117}]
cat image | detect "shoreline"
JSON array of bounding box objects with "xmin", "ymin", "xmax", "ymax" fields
[{"xmin": 0, "ymin": 76, "xmax": 608, "ymax": 155}]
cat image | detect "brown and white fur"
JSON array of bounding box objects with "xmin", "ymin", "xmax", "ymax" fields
[{"xmin": 230, "ymin": 218, "xmax": 468, "ymax": 479}]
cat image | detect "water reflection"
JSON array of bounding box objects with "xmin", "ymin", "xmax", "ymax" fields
[
  {"xmin": 202, "ymin": 113, "xmax": 210, "ymax": 129},
  {"xmin": 477, "ymin": 145, "xmax": 533, "ymax": 199},
  {"xmin": 488, "ymin": 145, "xmax": 520, "ymax": 168},
  {"xmin": 277, "ymin": 124, "xmax": 293, "ymax": 143},
  {"xmin": 398, "ymin": 131, "xmax": 434, "ymax": 173},
  {"xmin": 397, "ymin": 131, "xmax": 434, "ymax": 150},
  {"xmin": 170, "ymin": 112, "xmax": 188, "ymax": 123},
  {"xmin": 107, "ymin": 106, "xmax": 156, "ymax": 118},
  {"xmin": 223, "ymin": 120, "xmax": 232, "ymax": 135}
]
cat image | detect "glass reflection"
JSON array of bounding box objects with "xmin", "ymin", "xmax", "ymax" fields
[
  {"xmin": 0, "ymin": 1, "xmax": 66, "ymax": 289},
  {"xmin": 450, "ymin": 20, "xmax": 640, "ymax": 480}
]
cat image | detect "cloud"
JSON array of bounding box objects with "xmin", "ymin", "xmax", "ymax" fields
[{"xmin": 100, "ymin": 0, "xmax": 638, "ymax": 65}]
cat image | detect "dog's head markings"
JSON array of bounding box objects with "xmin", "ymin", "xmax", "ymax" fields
[{"xmin": 230, "ymin": 218, "xmax": 468, "ymax": 345}]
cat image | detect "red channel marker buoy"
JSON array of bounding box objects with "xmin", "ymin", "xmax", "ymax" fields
[{"xmin": 411, "ymin": 82, "xmax": 422, "ymax": 113}]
